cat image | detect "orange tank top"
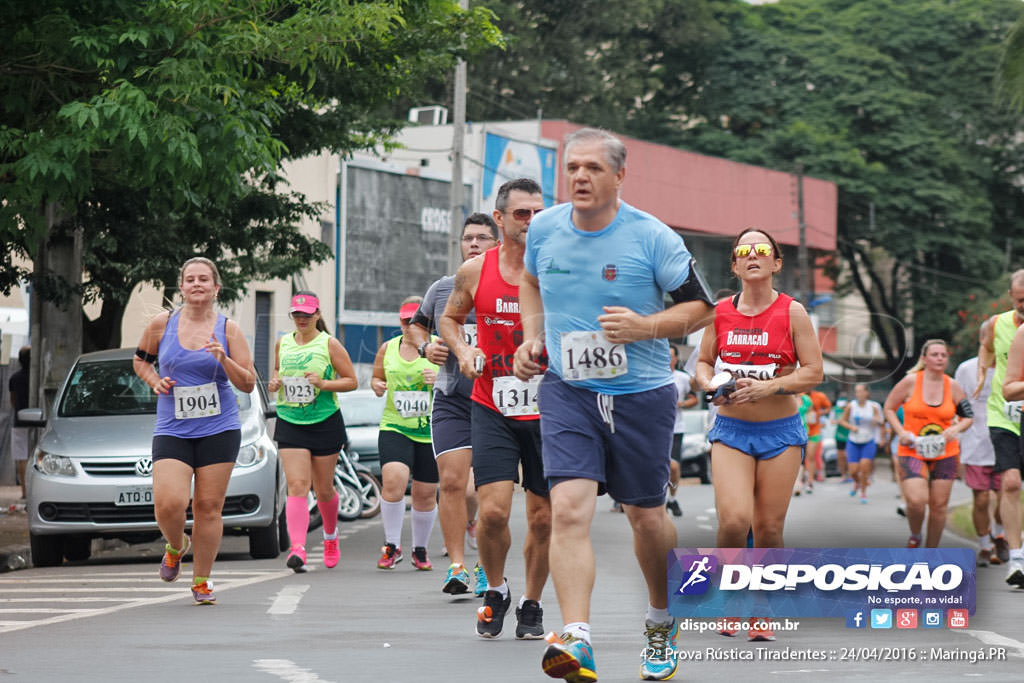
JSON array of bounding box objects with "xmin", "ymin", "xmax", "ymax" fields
[{"xmin": 897, "ymin": 372, "xmax": 959, "ymax": 460}]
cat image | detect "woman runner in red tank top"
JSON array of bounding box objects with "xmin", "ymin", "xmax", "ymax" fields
[
  {"xmin": 883, "ymin": 340, "xmax": 972, "ymax": 548},
  {"xmin": 695, "ymin": 228, "xmax": 823, "ymax": 642}
]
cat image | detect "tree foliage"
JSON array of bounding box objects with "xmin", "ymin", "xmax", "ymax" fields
[{"xmin": 0, "ymin": 0, "xmax": 500, "ymax": 349}]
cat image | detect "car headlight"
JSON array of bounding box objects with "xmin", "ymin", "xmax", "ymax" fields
[
  {"xmin": 235, "ymin": 443, "xmax": 266, "ymax": 468},
  {"xmin": 34, "ymin": 451, "xmax": 76, "ymax": 476}
]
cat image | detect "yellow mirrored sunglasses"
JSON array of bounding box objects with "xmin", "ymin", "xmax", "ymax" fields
[{"xmin": 733, "ymin": 242, "xmax": 774, "ymax": 258}]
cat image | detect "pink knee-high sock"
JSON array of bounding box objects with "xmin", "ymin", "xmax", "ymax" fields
[
  {"xmin": 286, "ymin": 496, "xmax": 310, "ymax": 548},
  {"xmin": 317, "ymin": 493, "xmax": 340, "ymax": 536}
]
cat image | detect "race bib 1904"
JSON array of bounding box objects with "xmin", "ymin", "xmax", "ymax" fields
[
  {"xmin": 561, "ymin": 331, "xmax": 627, "ymax": 381},
  {"xmin": 281, "ymin": 376, "xmax": 315, "ymax": 405},
  {"xmin": 393, "ymin": 390, "xmax": 430, "ymax": 418},
  {"xmin": 173, "ymin": 382, "xmax": 221, "ymax": 420},
  {"xmin": 491, "ymin": 375, "xmax": 541, "ymax": 417}
]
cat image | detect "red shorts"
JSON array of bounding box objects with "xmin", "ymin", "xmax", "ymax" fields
[{"xmin": 964, "ymin": 464, "xmax": 1002, "ymax": 492}]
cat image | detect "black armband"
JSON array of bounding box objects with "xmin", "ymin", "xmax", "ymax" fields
[
  {"xmin": 956, "ymin": 399, "xmax": 974, "ymax": 419},
  {"xmin": 135, "ymin": 348, "xmax": 158, "ymax": 364},
  {"xmin": 669, "ymin": 259, "xmax": 715, "ymax": 307},
  {"xmin": 408, "ymin": 310, "xmax": 432, "ymax": 331}
]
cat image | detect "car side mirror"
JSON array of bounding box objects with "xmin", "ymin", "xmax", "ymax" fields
[{"xmin": 17, "ymin": 407, "xmax": 46, "ymax": 427}]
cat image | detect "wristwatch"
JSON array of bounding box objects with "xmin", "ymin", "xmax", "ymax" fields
[{"xmin": 417, "ymin": 341, "xmax": 429, "ymax": 358}]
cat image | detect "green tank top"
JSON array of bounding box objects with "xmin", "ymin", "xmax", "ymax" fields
[
  {"xmin": 833, "ymin": 405, "xmax": 849, "ymax": 440},
  {"xmin": 276, "ymin": 330, "xmax": 339, "ymax": 425},
  {"xmin": 380, "ymin": 335, "xmax": 438, "ymax": 443},
  {"xmin": 987, "ymin": 310, "xmax": 1020, "ymax": 435}
]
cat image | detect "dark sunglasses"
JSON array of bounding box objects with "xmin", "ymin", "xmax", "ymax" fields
[
  {"xmin": 290, "ymin": 311, "xmax": 314, "ymax": 319},
  {"xmin": 510, "ymin": 208, "xmax": 544, "ymax": 221}
]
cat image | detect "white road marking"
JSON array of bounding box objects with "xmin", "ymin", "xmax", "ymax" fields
[
  {"xmin": 0, "ymin": 569, "xmax": 291, "ymax": 634},
  {"xmin": 253, "ymin": 658, "xmax": 336, "ymax": 682},
  {"xmin": 696, "ymin": 515, "xmax": 710, "ymax": 521},
  {"xmin": 0, "ymin": 608, "xmax": 97, "ymax": 613},
  {"xmin": 267, "ymin": 584, "xmax": 309, "ymax": 615},
  {"xmin": 704, "ymin": 507, "xmax": 716, "ymax": 514},
  {"xmin": 960, "ymin": 629, "xmax": 1024, "ymax": 658},
  {"xmin": 697, "ymin": 524, "xmax": 713, "ymax": 531}
]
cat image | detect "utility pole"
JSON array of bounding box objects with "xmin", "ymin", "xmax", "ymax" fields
[
  {"xmin": 796, "ymin": 165, "xmax": 812, "ymax": 306},
  {"xmin": 447, "ymin": 0, "xmax": 468, "ymax": 274}
]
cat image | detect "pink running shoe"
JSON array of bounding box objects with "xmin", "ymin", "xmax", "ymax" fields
[
  {"xmin": 192, "ymin": 580, "xmax": 216, "ymax": 605},
  {"xmin": 159, "ymin": 536, "xmax": 191, "ymax": 582},
  {"xmin": 323, "ymin": 537, "xmax": 340, "ymax": 569},
  {"xmin": 411, "ymin": 546, "xmax": 432, "ymax": 570}
]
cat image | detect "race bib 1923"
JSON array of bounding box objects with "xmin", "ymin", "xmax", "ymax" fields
[
  {"xmin": 173, "ymin": 382, "xmax": 221, "ymax": 420},
  {"xmin": 561, "ymin": 331, "xmax": 627, "ymax": 381},
  {"xmin": 281, "ymin": 376, "xmax": 315, "ymax": 405}
]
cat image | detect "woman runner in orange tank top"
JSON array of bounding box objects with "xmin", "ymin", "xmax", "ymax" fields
[{"xmin": 883, "ymin": 340, "xmax": 973, "ymax": 548}]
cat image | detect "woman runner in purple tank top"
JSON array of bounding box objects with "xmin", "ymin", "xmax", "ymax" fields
[{"xmin": 133, "ymin": 257, "xmax": 255, "ymax": 605}]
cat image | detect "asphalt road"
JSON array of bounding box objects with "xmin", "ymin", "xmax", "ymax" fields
[{"xmin": 1, "ymin": 463, "xmax": 1022, "ymax": 682}]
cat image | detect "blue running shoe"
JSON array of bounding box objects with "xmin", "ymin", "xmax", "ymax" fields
[
  {"xmin": 640, "ymin": 618, "xmax": 679, "ymax": 680},
  {"xmin": 443, "ymin": 563, "xmax": 471, "ymax": 595},
  {"xmin": 473, "ymin": 563, "xmax": 487, "ymax": 597},
  {"xmin": 542, "ymin": 631, "xmax": 597, "ymax": 682}
]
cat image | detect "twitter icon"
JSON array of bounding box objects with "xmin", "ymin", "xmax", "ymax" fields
[{"xmin": 870, "ymin": 609, "xmax": 892, "ymax": 629}]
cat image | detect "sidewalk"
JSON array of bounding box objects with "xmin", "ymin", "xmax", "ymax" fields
[{"xmin": 0, "ymin": 484, "xmax": 29, "ymax": 572}]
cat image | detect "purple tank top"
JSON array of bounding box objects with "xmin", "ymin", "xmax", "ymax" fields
[{"xmin": 154, "ymin": 310, "xmax": 240, "ymax": 437}]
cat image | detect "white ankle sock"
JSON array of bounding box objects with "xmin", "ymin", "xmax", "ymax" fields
[
  {"xmin": 646, "ymin": 605, "xmax": 671, "ymax": 624},
  {"xmin": 563, "ymin": 622, "xmax": 591, "ymax": 644}
]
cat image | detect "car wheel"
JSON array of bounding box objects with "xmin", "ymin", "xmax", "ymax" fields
[
  {"xmin": 63, "ymin": 535, "xmax": 92, "ymax": 562},
  {"xmin": 357, "ymin": 471, "xmax": 382, "ymax": 519},
  {"xmin": 698, "ymin": 453, "xmax": 712, "ymax": 485},
  {"xmin": 337, "ymin": 483, "xmax": 363, "ymax": 522},
  {"xmin": 249, "ymin": 504, "xmax": 283, "ymax": 559},
  {"xmin": 30, "ymin": 532, "xmax": 66, "ymax": 567},
  {"xmin": 278, "ymin": 503, "xmax": 290, "ymax": 552}
]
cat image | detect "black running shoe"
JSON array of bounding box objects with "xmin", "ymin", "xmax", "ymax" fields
[
  {"xmin": 515, "ymin": 599, "xmax": 544, "ymax": 639},
  {"xmin": 666, "ymin": 499, "xmax": 682, "ymax": 518},
  {"xmin": 476, "ymin": 588, "xmax": 511, "ymax": 638}
]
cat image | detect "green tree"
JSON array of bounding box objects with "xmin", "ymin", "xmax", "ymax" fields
[
  {"xmin": 1, "ymin": 0, "xmax": 500, "ymax": 349},
  {"xmin": 678, "ymin": 0, "xmax": 1024, "ymax": 372}
]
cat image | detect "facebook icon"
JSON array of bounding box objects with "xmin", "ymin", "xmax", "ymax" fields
[{"xmin": 846, "ymin": 610, "xmax": 866, "ymax": 629}]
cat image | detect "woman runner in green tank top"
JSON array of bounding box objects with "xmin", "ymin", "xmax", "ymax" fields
[{"xmin": 371, "ymin": 297, "xmax": 440, "ymax": 570}]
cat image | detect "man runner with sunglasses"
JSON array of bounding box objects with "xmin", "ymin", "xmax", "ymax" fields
[
  {"xmin": 513, "ymin": 128, "xmax": 715, "ymax": 682},
  {"xmin": 408, "ymin": 213, "xmax": 499, "ymax": 598},
  {"xmin": 440, "ymin": 177, "xmax": 552, "ymax": 641}
]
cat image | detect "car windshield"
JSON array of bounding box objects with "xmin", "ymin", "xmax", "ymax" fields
[
  {"xmin": 59, "ymin": 358, "xmax": 252, "ymax": 417},
  {"xmin": 338, "ymin": 393, "xmax": 385, "ymax": 426}
]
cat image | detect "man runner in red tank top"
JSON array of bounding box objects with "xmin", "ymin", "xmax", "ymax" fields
[{"xmin": 440, "ymin": 178, "xmax": 551, "ymax": 641}]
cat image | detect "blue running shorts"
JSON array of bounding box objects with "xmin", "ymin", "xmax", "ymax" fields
[
  {"xmin": 845, "ymin": 440, "xmax": 877, "ymax": 464},
  {"xmin": 707, "ymin": 413, "xmax": 807, "ymax": 460},
  {"xmin": 538, "ymin": 371, "xmax": 675, "ymax": 508},
  {"xmin": 431, "ymin": 390, "xmax": 472, "ymax": 458}
]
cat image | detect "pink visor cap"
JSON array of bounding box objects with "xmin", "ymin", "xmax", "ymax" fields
[
  {"xmin": 399, "ymin": 302, "xmax": 420, "ymax": 320},
  {"xmin": 290, "ymin": 294, "xmax": 320, "ymax": 314}
]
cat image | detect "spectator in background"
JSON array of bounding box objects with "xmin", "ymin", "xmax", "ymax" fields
[
  {"xmin": 667, "ymin": 345, "xmax": 698, "ymax": 516},
  {"xmin": 8, "ymin": 345, "xmax": 30, "ymax": 499}
]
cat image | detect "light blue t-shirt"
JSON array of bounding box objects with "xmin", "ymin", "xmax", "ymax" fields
[{"xmin": 524, "ymin": 201, "xmax": 692, "ymax": 395}]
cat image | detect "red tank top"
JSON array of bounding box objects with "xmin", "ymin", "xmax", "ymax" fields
[
  {"xmin": 897, "ymin": 372, "xmax": 959, "ymax": 460},
  {"xmin": 714, "ymin": 292, "xmax": 796, "ymax": 379},
  {"xmin": 471, "ymin": 247, "xmax": 541, "ymax": 420}
]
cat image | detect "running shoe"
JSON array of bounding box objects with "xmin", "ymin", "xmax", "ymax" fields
[
  {"xmin": 1006, "ymin": 558, "xmax": 1024, "ymax": 588},
  {"xmin": 191, "ymin": 580, "xmax": 215, "ymax": 605},
  {"xmin": 443, "ymin": 563, "xmax": 471, "ymax": 595},
  {"xmin": 717, "ymin": 617, "xmax": 739, "ymax": 637},
  {"xmin": 473, "ymin": 562, "xmax": 487, "ymax": 597},
  {"xmin": 476, "ymin": 587, "xmax": 511, "ymax": 638},
  {"xmin": 748, "ymin": 619, "xmax": 776, "ymax": 642},
  {"xmin": 542, "ymin": 631, "xmax": 597, "ymax": 682},
  {"xmin": 515, "ymin": 599, "xmax": 544, "ymax": 639},
  {"xmin": 286, "ymin": 545, "xmax": 307, "ymax": 572},
  {"xmin": 907, "ymin": 536, "xmax": 921, "ymax": 549},
  {"xmin": 466, "ymin": 520, "xmax": 478, "ymax": 550},
  {"xmin": 849, "ymin": 488, "xmax": 857, "ymax": 497},
  {"xmin": 978, "ymin": 548, "xmax": 991, "ymax": 567},
  {"xmin": 860, "ymin": 497, "xmax": 868, "ymax": 505},
  {"xmin": 159, "ymin": 535, "xmax": 191, "ymax": 582},
  {"xmin": 993, "ymin": 535, "xmax": 1010, "ymax": 564},
  {"xmin": 377, "ymin": 543, "xmax": 403, "ymax": 569},
  {"xmin": 896, "ymin": 504, "xmax": 907, "ymax": 518},
  {"xmin": 804, "ymin": 485, "xmax": 814, "ymax": 495},
  {"xmin": 411, "ymin": 546, "xmax": 432, "ymax": 571},
  {"xmin": 666, "ymin": 499, "xmax": 683, "ymax": 517},
  {"xmin": 640, "ymin": 618, "xmax": 679, "ymax": 680},
  {"xmin": 792, "ymin": 489, "xmax": 801, "ymax": 498},
  {"xmin": 323, "ymin": 537, "xmax": 340, "ymax": 569}
]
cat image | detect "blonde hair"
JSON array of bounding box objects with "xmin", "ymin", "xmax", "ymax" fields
[
  {"xmin": 179, "ymin": 257, "xmax": 221, "ymax": 286},
  {"xmin": 906, "ymin": 339, "xmax": 948, "ymax": 375}
]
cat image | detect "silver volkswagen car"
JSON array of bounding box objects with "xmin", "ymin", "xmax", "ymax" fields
[{"xmin": 22, "ymin": 348, "xmax": 287, "ymax": 567}]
